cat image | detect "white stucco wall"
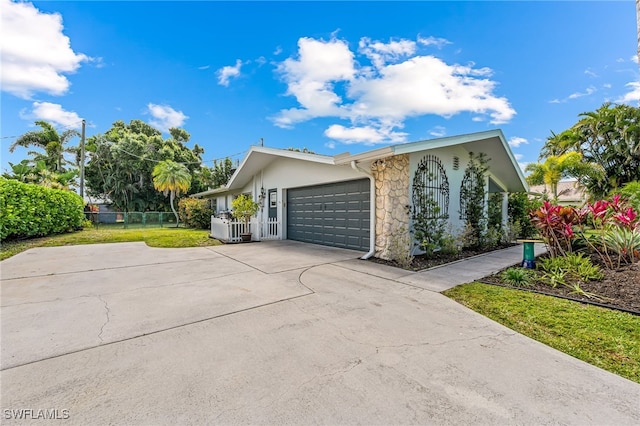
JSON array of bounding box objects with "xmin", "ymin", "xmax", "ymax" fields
[
  {"xmin": 409, "ymin": 146, "xmax": 508, "ymax": 236},
  {"xmin": 224, "ymin": 157, "xmax": 369, "ymax": 238}
]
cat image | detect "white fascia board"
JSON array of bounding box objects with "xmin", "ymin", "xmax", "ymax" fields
[
  {"xmin": 191, "ymin": 186, "xmax": 229, "ymax": 198},
  {"xmin": 391, "ymin": 129, "xmax": 504, "ymax": 155},
  {"xmin": 334, "ymin": 146, "xmax": 394, "ymax": 165}
]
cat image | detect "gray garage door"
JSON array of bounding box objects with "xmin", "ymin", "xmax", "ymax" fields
[{"xmin": 287, "ymin": 179, "xmax": 370, "ymax": 251}]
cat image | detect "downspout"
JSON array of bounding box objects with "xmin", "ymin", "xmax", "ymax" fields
[{"xmin": 351, "ymin": 160, "xmax": 376, "ymax": 259}]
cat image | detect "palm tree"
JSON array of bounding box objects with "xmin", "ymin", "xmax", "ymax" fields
[
  {"xmin": 525, "ymin": 152, "xmax": 603, "ymax": 201},
  {"xmin": 152, "ymin": 160, "xmax": 191, "ymax": 226},
  {"xmin": 10, "ymin": 121, "xmax": 80, "ymax": 173}
]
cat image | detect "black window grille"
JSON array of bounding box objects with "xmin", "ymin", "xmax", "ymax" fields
[{"xmin": 412, "ymin": 155, "xmax": 449, "ymax": 219}]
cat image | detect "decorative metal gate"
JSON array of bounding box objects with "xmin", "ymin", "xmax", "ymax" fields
[{"xmin": 412, "ymin": 155, "xmax": 449, "ymax": 218}]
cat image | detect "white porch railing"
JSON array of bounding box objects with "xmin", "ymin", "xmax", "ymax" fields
[
  {"xmin": 211, "ymin": 217, "xmax": 281, "ymax": 243},
  {"xmin": 260, "ymin": 217, "xmax": 280, "ymax": 241}
]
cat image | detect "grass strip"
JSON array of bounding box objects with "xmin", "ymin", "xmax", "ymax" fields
[{"xmin": 1, "ymin": 227, "xmax": 221, "ymax": 261}]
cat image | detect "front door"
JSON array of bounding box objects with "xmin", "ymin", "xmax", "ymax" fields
[{"xmin": 267, "ymin": 189, "xmax": 278, "ymax": 237}]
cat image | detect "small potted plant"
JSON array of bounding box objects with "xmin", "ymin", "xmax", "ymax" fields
[{"xmin": 231, "ymin": 194, "xmax": 260, "ymax": 242}]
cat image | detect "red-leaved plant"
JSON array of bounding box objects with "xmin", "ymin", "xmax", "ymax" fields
[
  {"xmin": 529, "ymin": 195, "xmax": 640, "ymax": 267},
  {"xmin": 576, "ymin": 194, "xmax": 640, "ymax": 268},
  {"xmin": 529, "ymin": 201, "xmax": 579, "ymax": 258}
]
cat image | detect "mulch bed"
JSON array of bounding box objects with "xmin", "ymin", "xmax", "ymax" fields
[
  {"xmin": 369, "ymin": 243, "xmax": 517, "ymax": 272},
  {"xmin": 480, "ymin": 257, "xmax": 640, "ymax": 315},
  {"xmin": 370, "ymin": 246, "xmax": 640, "ymax": 315}
]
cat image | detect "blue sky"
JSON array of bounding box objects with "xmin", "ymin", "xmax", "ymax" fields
[{"xmin": 1, "ymin": 0, "xmax": 638, "ymax": 176}]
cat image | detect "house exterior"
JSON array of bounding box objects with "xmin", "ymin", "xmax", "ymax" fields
[
  {"xmin": 193, "ymin": 129, "xmax": 528, "ymax": 259},
  {"xmin": 529, "ymin": 180, "xmax": 587, "ymax": 206}
]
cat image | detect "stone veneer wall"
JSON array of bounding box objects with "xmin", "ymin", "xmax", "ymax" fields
[{"xmin": 371, "ymin": 154, "xmax": 410, "ymax": 260}]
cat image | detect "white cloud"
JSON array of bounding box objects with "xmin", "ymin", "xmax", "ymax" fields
[
  {"xmin": 632, "ymin": 55, "xmax": 639, "ymax": 64},
  {"xmin": 508, "ymin": 136, "xmax": 528, "ymax": 148},
  {"xmin": 198, "ymin": 65, "xmax": 211, "ymax": 70},
  {"xmin": 272, "ymin": 35, "xmax": 516, "ymax": 145},
  {"xmin": 603, "ymin": 83, "xmax": 612, "ymax": 89},
  {"xmin": 417, "ymin": 36, "xmax": 452, "ymax": 49},
  {"xmin": 274, "ymin": 46, "xmax": 283, "ymax": 55},
  {"xmin": 359, "ymin": 37, "xmax": 417, "ymax": 69},
  {"xmin": 217, "ymin": 59, "xmax": 242, "ymax": 86},
  {"xmin": 146, "ymin": 103, "xmax": 188, "ymax": 132},
  {"xmin": 20, "ymin": 101, "xmax": 82, "ymax": 128},
  {"xmin": 429, "ymin": 126, "xmax": 447, "ymax": 137},
  {"xmin": 324, "ymin": 122, "xmax": 408, "ymax": 145},
  {"xmin": 347, "ymin": 56, "xmax": 514, "ymax": 123},
  {"xmin": 584, "ymin": 68, "xmax": 598, "ymax": 77},
  {"xmin": 550, "ymin": 86, "xmax": 596, "ymax": 103},
  {"xmin": 514, "ymin": 153, "xmax": 523, "ymax": 161},
  {"xmin": 0, "ymin": 0, "xmax": 90, "ymax": 99},
  {"xmin": 617, "ymin": 81, "xmax": 640, "ymax": 104},
  {"xmin": 568, "ymin": 86, "xmax": 596, "ymax": 99},
  {"xmin": 616, "ymin": 58, "xmax": 625, "ymax": 63},
  {"xmin": 273, "ymin": 37, "xmax": 356, "ymax": 128}
]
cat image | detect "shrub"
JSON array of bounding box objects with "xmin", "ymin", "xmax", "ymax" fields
[
  {"xmin": 501, "ymin": 267, "xmax": 534, "ymax": 287},
  {"xmin": 529, "ymin": 201, "xmax": 579, "ymax": 257},
  {"xmin": 386, "ymin": 226, "xmax": 414, "ymax": 268},
  {"xmin": 488, "ymin": 193, "xmax": 503, "ymax": 231},
  {"xmin": 483, "ymin": 226, "xmax": 503, "ymax": 249},
  {"xmin": 536, "ymin": 253, "xmax": 604, "ymax": 299},
  {"xmin": 0, "ymin": 177, "xmax": 84, "ymax": 241},
  {"xmin": 412, "ymin": 196, "xmax": 449, "ymax": 256},
  {"xmin": 508, "ymin": 192, "xmax": 539, "ymax": 239},
  {"xmin": 178, "ymin": 198, "xmax": 214, "ymax": 229},
  {"xmin": 576, "ymin": 194, "xmax": 640, "ymax": 268},
  {"xmin": 231, "ymin": 194, "xmax": 259, "ymax": 226}
]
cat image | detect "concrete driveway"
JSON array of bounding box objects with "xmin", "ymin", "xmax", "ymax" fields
[{"xmin": 1, "ymin": 241, "xmax": 639, "ymax": 425}]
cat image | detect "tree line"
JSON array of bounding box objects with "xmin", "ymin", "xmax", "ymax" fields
[
  {"xmin": 526, "ymin": 103, "xmax": 640, "ymax": 201},
  {"xmin": 5, "ymin": 119, "xmax": 235, "ymax": 213}
]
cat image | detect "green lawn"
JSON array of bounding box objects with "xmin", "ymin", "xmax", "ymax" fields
[
  {"xmin": 444, "ymin": 283, "xmax": 640, "ymax": 384},
  {"xmin": 0, "ymin": 227, "xmax": 221, "ymax": 260}
]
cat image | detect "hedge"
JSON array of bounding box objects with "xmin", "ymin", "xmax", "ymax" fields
[{"xmin": 0, "ymin": 177, "xmax": 84, "ymax": 241}]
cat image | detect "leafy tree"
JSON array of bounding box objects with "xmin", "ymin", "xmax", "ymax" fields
[
  {"xmin": 3, "ymin": 160, "xmax": 77, "ymax": 190},
  {"xmin": 231, "ymin": 194, "xmax": 259, "ymax": 229},
  {"xmin": 10, "ymin": 121, "xmax": 79, "ymax": 173},
  {"xmin": 210, "ymin": 158, "xmax": 234, "ymax": 188},
  {"xmin": 525, "ymin": 152, "xmax": 603, "ymax": 201},
  {"xmin": 541, "ymin": 103, "xmax": 640, "ymax": 198},
  {"xmin": 84, "ymin": 120, "xmax": 204, "ymax": 211},
  {"xmin": 286, "ymin": 147, "xmax": 315, "ymax": 154},
  {"xmin": 152, "ymin": 160, "xmax": 191, "ymax": 226}
]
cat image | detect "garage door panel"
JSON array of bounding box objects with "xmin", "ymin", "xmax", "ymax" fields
[{"xmin": 287, "ymin": 179, "xmax": 370, "ymax": 251}]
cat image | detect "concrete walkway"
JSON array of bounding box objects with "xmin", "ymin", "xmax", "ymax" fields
[
  {"xmin": 336, "ymin": 243, "xmax": 548, "ymax": 292},
  {"xmin": 1, "ymin": 241, "xmax": 638, "ymax": 425}
]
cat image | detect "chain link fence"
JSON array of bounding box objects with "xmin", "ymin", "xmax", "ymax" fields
[{"xmin": 84, "ymin": 212, "xmax": 178, "ymax": 228}]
